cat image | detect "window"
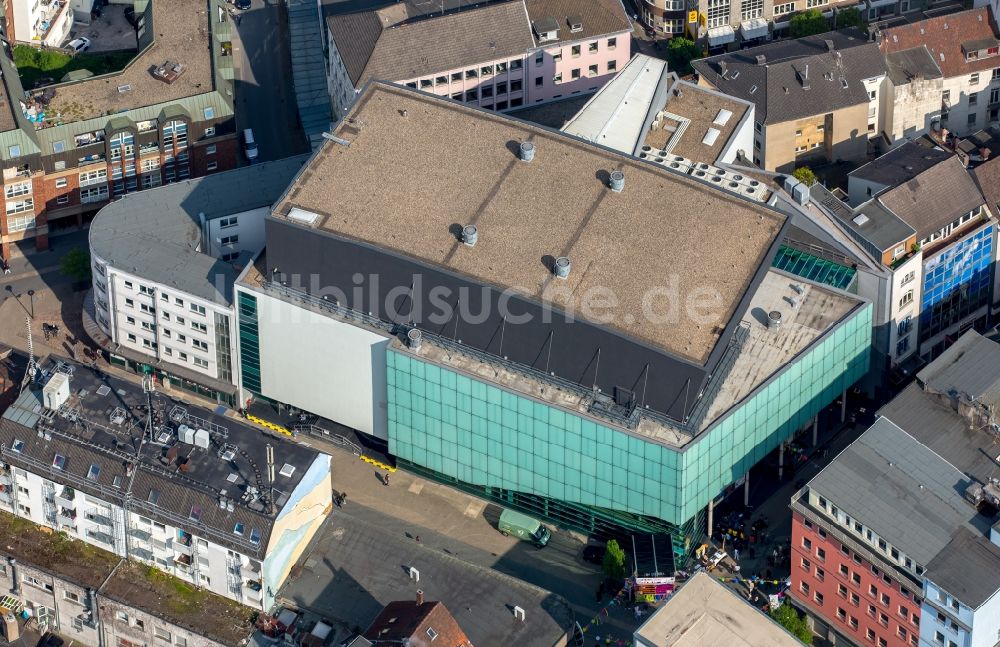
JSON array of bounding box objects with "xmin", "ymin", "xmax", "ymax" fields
[
  {"xmin": 814, "ymin": 591, "xmax": 823, "ymax": 605},
  {"xmin": 837, "ymin": 607, "xmax": 847, "ymax": 621},
  {"xmin": 803, "ymin": 537, "xmax": 812, "ymax": 550},
  {"xmin": 220, "ymin": 234, "xmax": 238, "ymax": 246},
  {"xmin": 800, "ymin": 581, "xmax": 810, "ymax": 594},
  {"xmin": 969, "ymin": 113, "xmax": 978, "ymax": 126},
  {"xmin": 571, "ymin": 68, "xmax": 581, "ymax": 80},
  {"xmin": 816, "ymin": 567, "xmax": 825, "ymax": 582},
  {"xmin": 878, "ymin": 639, "xmax": 887, "ymax": 647},
  {"xmin": 54, "ymin": 177, "xmax": 69, "ymax": 189},
  {"xmin": 867, "ymin": 629, "xmax": 876, "ymax": 641},
  {"xmin": 571, "ymin": 45, "xmax": 581, "ymax": 57},
  {"xmin": 192, "ymin": 339, "xmax": 208, "ymax": 351},
  {"xmin": 8, "ymin": 145, "xmax": 20, "ymax": 158},
  {"xmin": 5, "ymin": 181, "xmax": 31, "ymax": 198},
  {"xmin": 934, "ymin": 632, "xmax": 944, "ymax": 645},
  {"xmin": 972, "ymin": 73, "xmax": 981, "ymax": 85},
  {"xmin": 154, "ymin": 626, "xmax": 171, "ymax": 641},
  {"xmin": 851, "ymin": 593, "xmax": 859, "ymax": 606},
  {"xmin": 899, "ymin": 290, "xmax": 913, "ymax": 308},
  {"xmin": 190, "ymin": 303, "xmax": 206, "ymax": 316},
  {"xmin": 219, "ymin": 216, "xmax": 238, "ymax": 229},
  {"xmin": 881, "ymin": 593, "xmax": 890, "ymax": 605},
  {"xmin": 850, "ymin": 616, "xmax": 858, "ymax": 630},
  {"xmin": 191, "ymin": 321, "xmax": 207, "ymax": 333},
  {"xmin": 608, "ymin": 37, "xmax": 617, "ymax": 50},
  {"xmin": 838, "ymin": 584, "xmax": 848, "ymax": 597},
  {"xmin": 204, "ymin": 126, "xmax": 216, "ymax": 137},
  {"xmin": 816, "ymin": 547, "xmax": 826, "ymax": 561},
  {"xmin": 6, "ymin": 198, "xmax": 33, "ymax": 215},
  {"xmin": 607, "ymin": 59, "xmax": 617, "ymax": 73},
  {"xmin": 587, "ymin": 64, "xmax": 598, "ymax": 77},
  {"xmin": 554, "ymin": 72, "xmax": 562, "ymax": 83},
  {"xmin": 801, "ymin": 557, "xmax": 811, "ymax": 570},
  {"xmin": 870, "ymin": 584, "xmax": 878, "ymax": 597},
  {"xmin": 534, "ymin": 51, "xmax": 543, "ymax": 66},
  {"xmin": 206, "ymin": 162, "xmax": 218, "ymax": 171},
  {"xmin": 193, "ymin": 357, "xmax": 209, "ymax": 368},
  {"xmin": 868, "ymin": 604, "xmax": 876, "ymax": 617},
  {"xmin": 879, "ymin": 612, "xmax": 888, "ymax": 627}
]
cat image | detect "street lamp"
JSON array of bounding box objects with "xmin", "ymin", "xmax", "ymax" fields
[{"xmin": 26, "ymin": 289, "xmax": 34, "ymax": 319}]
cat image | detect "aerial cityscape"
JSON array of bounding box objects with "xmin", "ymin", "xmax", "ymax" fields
[{"xmin": 0, "ymin": 0, "xmax": 999, "ymax": 644}]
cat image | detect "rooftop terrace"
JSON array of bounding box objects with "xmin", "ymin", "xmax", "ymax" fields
[
  {"xmin": 274, "ymin": 83, "xmax": 785, "ymax": 366},
  {"xmin": 43, "ymin": 0, "xmax": 225, "ymax": 123},
  {"xmin": 0, "ymin": 356, "xmax": 322, "ymax": 554},
  {"xmin": 0, "ymin": 512, "xmax": 256, "ymax": 644}
]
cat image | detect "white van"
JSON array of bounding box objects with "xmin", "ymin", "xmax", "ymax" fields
[{"xmin": 243, "ymin": 128, "xmax": 259, "ymax": 162}]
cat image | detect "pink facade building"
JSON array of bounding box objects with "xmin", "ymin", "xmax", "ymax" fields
[{"xmin": 323, "ymin": 0, "xmax": 631, "ymax": 118}]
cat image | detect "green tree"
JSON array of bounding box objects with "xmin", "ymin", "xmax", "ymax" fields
[
  {"xmin": 792, "ymin": 166, "xmax": 817, "ymax": 186},
  {"xmin": 602, "ymin": 538, "xmax": 627, "ymax": 581},
  {"xmin": 666, "ymin": 37, "xmax": 702, "ymax": 76},
  {"xmin": 771, "ymin": 602, "xmax": 813, "ymax": 644},
  {"xmin": 60, "ymin": 248, "xmax": 91, "ymax": 283},
  {"xmin": 789, "ymin": 9, "xmax": 830, "ymax": 38},
  {"xmin": 835, "ymin": 7, "xmax": 865, "ymax": 31}
]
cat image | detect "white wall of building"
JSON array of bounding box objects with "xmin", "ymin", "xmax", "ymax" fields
[
  {"xmin": 884, "ymin": 76, "xmax": 944, "ymax": 147},
  {"xmin": 248, "ymin": 287, "xmax": 390, "ymax": 440},
  {"xmin": 202, "ymin": 206, "xmax": 268, "ymax": 261},
  {"xmin": 719, "ymin": 105, "xmax": 755, "ymax": 165},
  {"xmin": 940, "ymin": 69, "xmax": 1000, "ymax": 137},
  {"xmin": 91, "ymin": 255, "xmax": 237, "ymax": 386},
  {"xmin": 887, "ymin": 252, "xmax": 922, "ymax": 366}
]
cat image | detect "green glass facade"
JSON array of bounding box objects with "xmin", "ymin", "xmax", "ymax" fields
[
  {"xmin": 237, "ymin": 292, "xmax": 262, "ymax": 394},
  {"xmin": 387, "ymin": 303, "xmax": 872, "ymax": 547},
  {"xmin": 772, "ymin": 245, "xmax": 857, "ymax": 292}
]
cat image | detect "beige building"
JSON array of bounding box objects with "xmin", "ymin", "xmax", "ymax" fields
[{"xmin": 694, "ymin": 30, "xmax": 887, "ymax": 172}]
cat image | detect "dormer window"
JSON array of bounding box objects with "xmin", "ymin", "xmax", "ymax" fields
[
  {"xmin": 532, "ymin": 17, "xmax": 560, "ymax": 42},
  {"xmin": 567, "ymin": 15, "xmax": 582, "ymax": 33}
]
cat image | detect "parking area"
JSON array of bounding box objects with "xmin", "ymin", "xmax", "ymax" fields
[{"xmin": 69, "ymin": 4, "xmax": 136, "ymax": 52}]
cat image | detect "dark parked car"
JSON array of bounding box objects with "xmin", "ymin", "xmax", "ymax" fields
[
  {"xmin": 583, "ymin": 544, "xmax": 605, "ymax": 564},
  {"xmin": 235, "ymin": 0, "xmax": 251, "ymax": 9}
]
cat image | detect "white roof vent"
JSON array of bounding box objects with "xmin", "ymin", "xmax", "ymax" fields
[
  {"xmin": 461, "ymin": 224, "xmax": 478, "ymax": 246},
  {"xmin": 853, "ymin": 213, "xmax": 870, "ymax": 226},
  {"xmin": 553, "ymin": 256, "xmax": 571, "ymax": 278},
  {"xmin": 287, "ymin": 208, "xmax": 321, "ymax": 226},
  {"xmin": 713, "ymin": 108, "xmax": 733, "ymax": 125},
  {"xmin": 702, "ymin": 128, "xmax": 721, "ymax": 146}
]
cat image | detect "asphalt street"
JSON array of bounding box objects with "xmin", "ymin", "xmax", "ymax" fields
[{"xmin": 233, "ymin": 0, "xmax": 309, "ymax": 162}]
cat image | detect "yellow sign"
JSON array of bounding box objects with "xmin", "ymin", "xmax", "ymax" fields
[{"xmin": 688, "ymin": 10, "xmax": 698, "ymax": 23}]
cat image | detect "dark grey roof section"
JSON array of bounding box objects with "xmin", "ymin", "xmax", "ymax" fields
[
  {"xmin": 963, "ymin": 36, "xmax": 1000, "ymax": 52},
  {"xmin": 264, "ymin": 215, "xmax": 788, "ymax": 424},
  {"xmin": 0, "ymin": 357, "xmax": 323, "ymax": 555},
  {"xmin": 89, "ymin": 156, "xmax": 309, "ymax": 306},
  {"xmin": 324, "ymin": 8, "xmax": 384, "ymax": 87},
  {"xmin": 916, "ymin": 329, "xmax": 1000, "ymax": 408},
  {"xmin": 692, "ymin": 30, "xmax": 886, "ymax": 124},
  {"xmin": 288, "ymin": 0, "xmax": 334, "ymax": 149},
  {"xmin": 826, "ymin": 193, "xmax": 915, "ymax": 253},
  {"xmin": 925, "ymin": 528, "xmax": 1000, "ymax": 609},
  {"xmin": 849, "ymin": 141, "xmax": 950, "ymax": 187},
  {"xmin": 808, "ymin": 417, "xmax": 990, "ymax": 569},
  {"xmin": 884, "ymin": 46, "xmax": 943, "ymax": 85}
]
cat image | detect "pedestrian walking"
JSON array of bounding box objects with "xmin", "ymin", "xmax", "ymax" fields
[
  {"xmin": 383, "ymin": 473, "xmax": 390, "ymax": 486},
  {"xmin": 734, "ymin": 547, "xmax": 741, "ymax": 563},
  {"xmin": 415, "ymin": 535, "xmax": 421, "ymax": 544}
]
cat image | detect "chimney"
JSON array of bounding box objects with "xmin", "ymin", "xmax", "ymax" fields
[
  {"xmin": 756, "ymin": 54, "xmax": 766, "ymax": 65},
  {"xmin": 406, "ymin": 328, "xmax": 423, "ymax": 350},
  {"xmin": 719, "ymin": 60, "xmax": 728, "ymax": 76},
  {"xmin": 801, "ymin": 65, "xmax": 811, "ymax": 90},
  {"xmin": 416, "ymin": 590, "xmax": 424, "ymax": 606},
  {"xmin": 825, "ymin": 38, "xmax": 835, "ymax": 52}
]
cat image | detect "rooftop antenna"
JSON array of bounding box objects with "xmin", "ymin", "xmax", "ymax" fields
[
  {"xmin": 266, "ymin": 444, "xmax": 276, "ymax": 515},
  {"xmin": 20, "ymin": 316, "xmax": 35, "ymax": 395},
  {"xmin": 142, "ymin": 373, "xmax": 155, "ymax": 444}
]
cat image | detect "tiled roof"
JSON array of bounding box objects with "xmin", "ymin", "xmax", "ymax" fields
[
  {"xmin": 364, "ymin": 600, "xmax": 471, "ymax": 645},
  {"xmin": 877, "ymin": 155, "xmax": 986, "ymax": 240},
  {"xmin": 327, "ymin": 1, "xmax": 535, "ymax": 87},
  {"xmin": 971, "ymin": 155, "xmax": 1000, "ymax": 219},
  {"xmin": 884, "ymin": 46, "xmax": 943, "ymax": 85},
  {"xmin": 879, "ymin": 7, "xmax": 1000, "ymax": 78},
  {"xmin": 523, "ymin": 0, "xmax": 631, "ymax": 45},
  {"xmin": 693, "ymin": 30, "xmax": 886, "ymax": 125}
]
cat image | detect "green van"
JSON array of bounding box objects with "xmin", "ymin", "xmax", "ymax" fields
[{"xmin": 498, "ymin": 509, "xmax": 551, "ymax": 547}]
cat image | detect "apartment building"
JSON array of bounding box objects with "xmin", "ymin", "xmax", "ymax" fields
[
  {"xmin": 693, "ymin": 31, "xmax": 887, "ymax": 173},
  {"xmin": 880, "ymin": 46, "xmax": 945, "ymax": 147},
  {"xmin": 234, "ymin": 81, "xmax": 871, "ymax": 555},
  {"xmin": 84, "ymin": 156, "xmax": 308, "ymax": 405},
  {"xmin": 0, "ymin": 356, "xmax": 333, "ymax": 612},
  {"xmin": 844, "ymin": 143, "xmax": 995, "ymax": 362},
  {"xmin": 8, "ymin": 0, "xmax": 74, "ymax": 47},
  {"xmin": 878, "ymin": 7, "xmax": 1000, "ymax": 138},
  {"xmin": 322, "ymin": 0, "xmax": 631, "ymax": 118},
  {"xmin": 362, "ymin": 592, "xmax": 472, "ymax": 646},
  {"xmin": 0, "ymin": 0, "xmax": 241, "ymax": 262},
  {"xmin": 791, "ymin": 330, "xmax": 1000, "ymax": 647}
]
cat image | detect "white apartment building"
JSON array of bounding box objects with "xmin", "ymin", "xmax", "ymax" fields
[
  {"xmin": 878, "ymin": 7, "xmax": 1000, "ymax": 139},
  {"xmin": 0, "ymin": 358, "xmax": 332, "ymax": 613},
  {"xmin": 10, "ymin": 0, "xmax": 74, "ymax": 47},
  {"xmin": 84, "ymin": 156, "xmax": 308, "ymax": 405}
]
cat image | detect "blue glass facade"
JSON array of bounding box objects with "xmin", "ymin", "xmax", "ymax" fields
[{"xmin": 919, "ymin": 225, "xmax": 993, "ymax": 341}]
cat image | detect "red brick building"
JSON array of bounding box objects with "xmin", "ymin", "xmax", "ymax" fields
[
  {"xmin": 0, "ymin": 0, "xmax": 241, "ymax": 262},
  {"xmin": 790, "ymin": 508, "xmax": 922, "ymax": 647}
]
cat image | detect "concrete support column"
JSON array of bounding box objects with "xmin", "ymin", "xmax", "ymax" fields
[
  {"xmin": 812, "ymin": 415, "xmax": 819, "ymax": 447},
  {"xmin": 743, "ymin": 471, "xmax": 750, "ymax": 507},
  {"xmin": 707, "ymin": 498, "xmax": 714, "ymax": 538},
  {"xmin": 840, "ymin": 388, "xmax": 847, "ymax": 423},
  {"xmin": 778, "ymin": 441, "xmax": 786, "ymax": 480}
]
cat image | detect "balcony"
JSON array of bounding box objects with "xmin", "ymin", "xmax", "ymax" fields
[
  {"xmin": 54, "ymin": 487, "xmax": 76, "ymax": 509},
  {"xmin": 56, "ymin": 507, "xmax": 77, "ymax": 526},
  {"xmin": 244, "ymin": 580, "xmax": 263, "ymax": 598},
  {"xmin": 0, "ymin": 490, "xmax": 13, "ymax": 506},
  {"xmin": 32, "ymin": 0, "xmax": 70, "ymax": 47},
  {"xmin": 173, "ymin": 553, "xmax": 192, "ymax": 566},
  {"xmin": 131, "ymin": 527, "xmax": 152, "ymax": 542},
  {"xmin": 85, "ymin": 508, "xmax": 113, "ymax": 527},
  {"xmin": 132, "ymin": 547, "xmax": 154, "ymax": 562}
]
